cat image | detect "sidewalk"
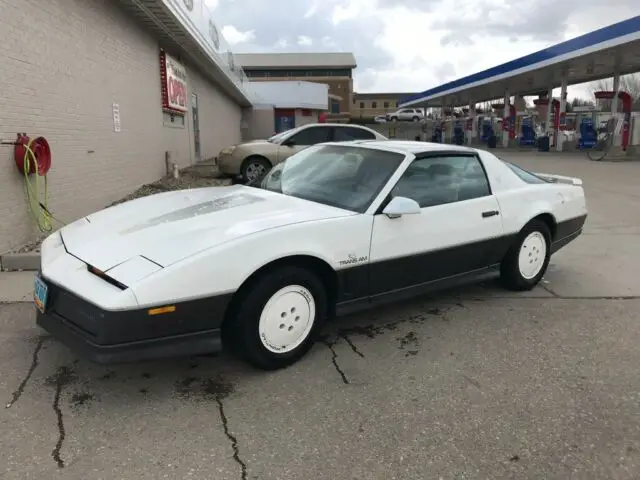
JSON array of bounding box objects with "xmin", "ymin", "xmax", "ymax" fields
[{"xmin": 0, "ymin": 271, "xmax": 35, "ymax": 303}]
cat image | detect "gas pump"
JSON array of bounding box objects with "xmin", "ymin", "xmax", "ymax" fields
[
  {"xmin": 465, "ymin": 116, "xmax": 473, "ymax": 144},
  {"xmin": 443, "ymin": 117, "xmax": 453, "ymax": 144},
  {"xmin": 533, "ymin": 97, "xmax": 560, "ymax": 148},
  {"xmin": 577, "ymin": 117, "xmax": 597, "ymax": 149},
  {"xmin": 503, "ymin": 104, "xmax": 516, "ymax": 141},
  {"xmin": 453, "ymin": 119, "xmax": 465, "ymax": 145},
  {"xmin": 431, "ymin": 119, "xmax": 444, "ymax": 143},
  {"xmin": 594, "ymin": 90, "xmax": 633, "ymax": 151},
  {"xmin": 537, "ymin": 98, "xmax": 561, "ymax": 148},
  {"xmin": 480, "ymin": 118, "xmax": 493, "ymax": 143},
  {"xmin": 519, "ymin": 116, "xmax": 536, "ymax": 146}
]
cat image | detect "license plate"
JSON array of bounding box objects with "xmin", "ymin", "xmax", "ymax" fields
[{"xmin": 34, "ymin": 276, "xmax": 49, "ymax": 313}]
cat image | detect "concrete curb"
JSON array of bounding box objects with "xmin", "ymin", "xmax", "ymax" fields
[{"xmin": 1, "ymin": 252, "xmax": 41, "ymax": 272}]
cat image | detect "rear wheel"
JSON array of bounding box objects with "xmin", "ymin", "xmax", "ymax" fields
[
  {"xmin": 231, "ymin": 266, "xmax": 327, "ymax": 370},
  {"xmin": 500, "ymin": 219, "xmax": 551, "ymax": 291},
  {"xmin": 412, "ymin": 116, "xmax": 420, "ymax": 122}
]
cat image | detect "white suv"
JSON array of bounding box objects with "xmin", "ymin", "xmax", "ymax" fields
[{"xmin": 386, "ymin": 108, "xmax": 424, "ymax": 122}]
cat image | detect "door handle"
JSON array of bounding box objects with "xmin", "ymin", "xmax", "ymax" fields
[{"xmin": 482, "ymin": 210, "xmax": 499, "ymax": 218}]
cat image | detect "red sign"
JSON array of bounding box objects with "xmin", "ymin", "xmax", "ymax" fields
[{"xmin": 159, "ymin": 50, "xmax": 187, "ymax": 114}]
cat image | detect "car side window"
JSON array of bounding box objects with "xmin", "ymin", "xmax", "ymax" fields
[
  {"xmin": 391, "ymin": 155, "xmax": 491, "ymax": 208},
  {"xmin": 333, "ymin": 126, "xmax": 377, "ymax": 141},
  {"xmin": 288, "ymin": 126, "xmax": 331, "ymax": 146}
]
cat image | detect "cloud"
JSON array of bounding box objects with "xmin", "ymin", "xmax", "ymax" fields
[
  {"xmin": 205, "ymin": 0, "xmax": 639, "ymax": 100},
  {"xmin": 220, "ymin": 25, "xmax": 255, "ymax": 45},
  {"xmin": 207, "ymin": 0, "xmax": 394, "ymax": 75}
]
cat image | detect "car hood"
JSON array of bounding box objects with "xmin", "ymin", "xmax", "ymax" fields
[
  {"xmin": 59, "ymin": 185, "xmax": 354, "ymax": 271},
  {"xmin": 239, "ymin": 139, "xmax": 275, "ymax": 148}
]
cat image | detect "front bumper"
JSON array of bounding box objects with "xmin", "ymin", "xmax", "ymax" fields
[
  {"xmin": 216, "ymin": 152, "xmax": 242, "ymax": 176},
  {"xmin": 35, "ymin": 273, "xmax": 233, "ymax": 364}
]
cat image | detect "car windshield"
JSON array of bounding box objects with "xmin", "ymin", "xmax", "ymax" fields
[
  {"xmin": 267, "ymin": 127, "xmax": 298, "ymax": 143},
  {"xmin": 257, "ymin": 144, "xmax": 406, "ymax": 213}
]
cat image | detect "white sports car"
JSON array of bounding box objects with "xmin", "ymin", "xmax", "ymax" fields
[{"xmin": 35, "ymin": 140, "xmax": 587, "ymax": 370}]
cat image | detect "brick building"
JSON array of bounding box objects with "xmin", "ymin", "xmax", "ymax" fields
[
  {"xmin": 236, "ymin": 52, "xmax": 357, "ymax": 123},
  {"xmin": 0, "ymin": 0, "xmax": 253, "ymax": 253},
  {"xmin": 352, "ymin": 92, "xmax": 418, "ymax": 120}
]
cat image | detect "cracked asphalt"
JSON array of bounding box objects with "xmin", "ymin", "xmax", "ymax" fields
[{"xmin": 2, "ymin": 151, "xmax": 640, "ymax": 480}]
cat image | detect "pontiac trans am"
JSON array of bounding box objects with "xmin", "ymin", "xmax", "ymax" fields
[{"xmin": 34, "ymin": 140, "xmax": 587, "ymax": 370}]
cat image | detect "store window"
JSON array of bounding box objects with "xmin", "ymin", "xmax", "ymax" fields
[{"xmin": 163, "ymin": 111, "xmax": 186, "ymax": 128}]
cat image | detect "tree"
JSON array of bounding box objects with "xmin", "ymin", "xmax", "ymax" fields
[
  {"xmin": 588, "ymin": 73, "xmax": 640, "ymax": 111},
  {"xmin": 571, "ymin": 97, "xmax": 595, "ymax": 107}
]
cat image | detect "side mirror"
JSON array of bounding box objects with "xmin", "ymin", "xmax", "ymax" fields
[
  {"xmin": 382, "ymin": 196, "xmax": 421, "ymax": 219},
  {"xmin": 282, "ymin": 139, "xmax": 295, "ymax": 147}
]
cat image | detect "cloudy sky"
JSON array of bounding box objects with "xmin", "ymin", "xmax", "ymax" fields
[{"xmin": 205, "ymin": 0, "xmax": 638, "ymax": 100}]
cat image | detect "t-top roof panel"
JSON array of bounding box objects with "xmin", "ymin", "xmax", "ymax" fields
[{"xmin": 400, "ymin": 15, "xmax": 640, "ymax": 108}]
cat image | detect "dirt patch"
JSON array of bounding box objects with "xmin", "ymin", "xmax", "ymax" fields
[
  {"xmin": 106, "ymin": 164, "xmax": 230, "ymax": 207},
  {"xmin": 9, "ymin": 163, "xmax": 231, "ymax": 254},
  {"xmin": 10, "ymin": 236, "xmax": 46, "ymax": 254}
]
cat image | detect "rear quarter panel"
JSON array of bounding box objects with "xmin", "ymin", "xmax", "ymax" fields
[
  {"xmin": 477, "ymin": 150, "xmax": 587, "ymax": 236},
  {"xmin": 494, "ymin": 183, "xmax": 586, "ymax": 236}
]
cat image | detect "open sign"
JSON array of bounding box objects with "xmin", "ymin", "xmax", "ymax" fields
[{"xmin": 162, "ymin": 53, "xmax": 188, "ymax": 112}]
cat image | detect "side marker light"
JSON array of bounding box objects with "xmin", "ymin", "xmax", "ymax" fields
[{"xmin": 148, "ymin": 305, "xmax": 176, "ymax": 315}]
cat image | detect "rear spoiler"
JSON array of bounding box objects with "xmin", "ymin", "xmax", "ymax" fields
[{"xmin": 534, "ymin": 172, "xmax": 583, "ymax": 186}]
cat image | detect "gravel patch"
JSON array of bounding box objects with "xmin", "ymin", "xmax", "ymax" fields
[
  {"xmin": 8, "ymin": 164, "xmax": 232, "ymax": 254},
  {"xmin": 106, "ymin": 167, "xmax": 230, "ymax": 207}
]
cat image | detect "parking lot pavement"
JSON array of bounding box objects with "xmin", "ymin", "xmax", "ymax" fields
[{"xmin": 2, "ymin": 151, "xmax": 640, "ymax": 480}]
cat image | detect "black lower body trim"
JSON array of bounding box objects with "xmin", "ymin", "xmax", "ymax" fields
[
  {"xmin": 34, "ymin": 273, "xmax": 232, "ymax": 364},
  {"xmin": 551, "ymin": 214, "xmax": 587, "ymax": 254},
  {"xmin": 37, "ymin": 311, "xmax": 222, "ymax": 364},
  {"xmin": 555, "ymin": 213, "xmax": 587, "ymax": 240},
  {"xmin": 336, "ymin": 264, "xmax": 500, "ymax": 316},
  {"xmin": 335, "ymin": 214, "xmax": 587, "ymax": 316},
  {"xmin": 551, "ymin": 228, "xmax": 583, "ymax": 254}
]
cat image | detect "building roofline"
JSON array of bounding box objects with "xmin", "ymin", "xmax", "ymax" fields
[
  {"xmin": 235, "ymin": 52, "xmax": 357, "ymax": 69},
  {"xmin": 354, "ymin": 92, "xmax": 417, "ymax": 98},
  {"xmin": 241, "ymin": 65, "xmax": 354, "ymax": 70},
  {"xmin": 399, "ymin": 15, "xmax": 640, "ymax": 107}
]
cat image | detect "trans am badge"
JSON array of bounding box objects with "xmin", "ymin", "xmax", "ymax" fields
[{"xmin": 339, "ymin": 253, "xmax": 368, "ymax": 266}]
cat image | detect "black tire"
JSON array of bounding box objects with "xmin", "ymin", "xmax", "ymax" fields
[
  {"xmin": 240, "ymin": 156, "xmax": 271, "ymax": 184},
  {"xmin": 390, "ymin": 116, "xmax": 397, "ymax": 122},
  {"xmin": 412, "ymin": 116, "xmax": 420, "ymax": 122},
  {"xmin": 231, "ymin": 266, "xmax": 327, "ymax": 370},
  {"xmin": 500, "ymin": 219, "xmax": 552, "ymax": 291}
]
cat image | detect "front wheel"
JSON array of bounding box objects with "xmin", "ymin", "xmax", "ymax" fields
[
  {"xmin": 241, "ymin": 156, "xmax": 271, "ymax": 184},
  {"xmin": 500, "ymin": 219, "xmax": 551, "ymax": 291},
  {"xmin": 232, "ymin": 266, "xmax": 327, "ymax": 370}
]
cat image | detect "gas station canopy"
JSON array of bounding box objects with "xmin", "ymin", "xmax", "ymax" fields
[{"xmin": 399, "ymin": 15, "xmax": 640, "ymax": 109}]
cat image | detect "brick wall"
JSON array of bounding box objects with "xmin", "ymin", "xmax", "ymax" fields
[
  {"xmin": 0, "ymin": 0, "xmax": 242, "ymax": 253},
  {"xmin": 325, "ymin": 79, "xmax": 352, "ymax": 114}
]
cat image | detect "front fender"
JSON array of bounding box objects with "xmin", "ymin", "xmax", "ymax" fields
[{"xmin": 131, "ymin": 214, "xmax": 373, "ymax": 307}]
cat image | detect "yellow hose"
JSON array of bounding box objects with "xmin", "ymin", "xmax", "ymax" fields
[{"xmin": 22, "ymin": 139, "xmax": 53, "ymax": 233}]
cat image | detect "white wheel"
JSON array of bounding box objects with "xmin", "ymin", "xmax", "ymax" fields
[
  {"xmin": 518, "ymin": 231, "xmax": 547, "ymax": 279},
  {"xmin": 258, "ymin": 285, "xmax": 316, "ymax": 354}
]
